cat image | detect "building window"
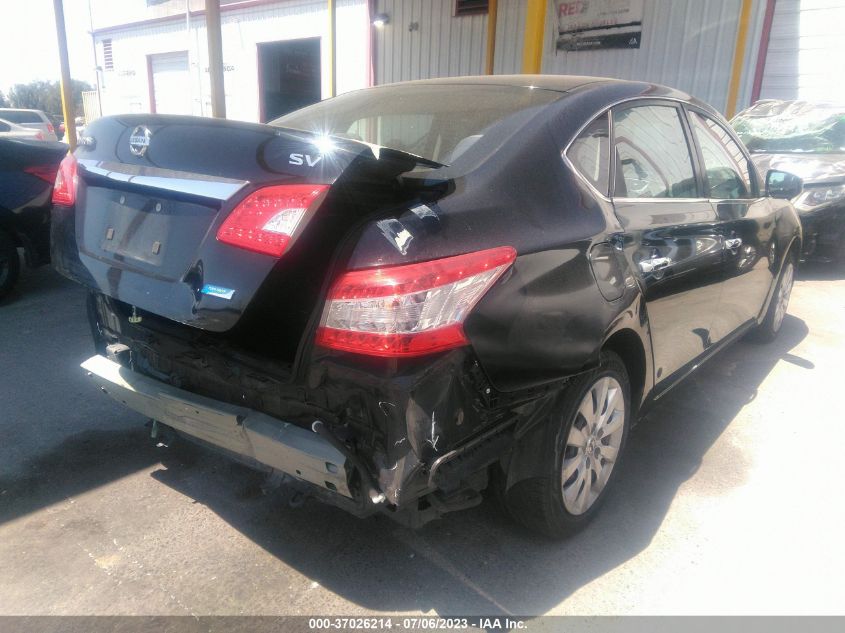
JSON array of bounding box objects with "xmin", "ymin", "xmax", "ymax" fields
[
  {"xmin": 455, "ymin": 0, "xmax": 488, "ymax": 16},
  {"xmin": 102, "ymin": 39, "xmax": 114, "ymax": 71}
]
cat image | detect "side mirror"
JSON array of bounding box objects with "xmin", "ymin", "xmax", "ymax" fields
[{"xmin": 766, "ymin": 169, "xmax": 803, "ymax": 200}]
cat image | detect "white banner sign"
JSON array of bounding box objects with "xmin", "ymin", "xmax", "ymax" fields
[{"xmin": 557, "ymin": 0, "xmax": 644, "ymax": 51}]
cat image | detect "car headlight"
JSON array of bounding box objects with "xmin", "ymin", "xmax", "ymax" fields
[{"xmin": 794, "ymin": 183, "xmax": 845, "ymax": 212}]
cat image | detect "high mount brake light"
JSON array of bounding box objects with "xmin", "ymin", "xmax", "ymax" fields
[
  {"xmin": 217, "ymin": 184, "xmax": 329, "ymax": 258},
  {"xmin": 51, "ymin": 154, "xmax": 78, "ymax": 206},
  {"xmin": 316, "ymin": 246, "xmax": 517, "ymax": 358}
]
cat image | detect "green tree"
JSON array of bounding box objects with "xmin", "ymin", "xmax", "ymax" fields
[
  {"xmin": 7, "ymin": 80, "xmax": 93, "ymax": 119},
  {"xmin": 0, "ymin": 91, "xmax": 9, "ymax": 108}
]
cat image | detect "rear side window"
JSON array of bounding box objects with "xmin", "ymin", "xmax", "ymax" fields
[
  {"xmin": 612, "ymin": 105, "xmax": 698, "ymax": 199},
  {"xmin": 689, "ymin": 112, "xmax": 753, "ymax": 199},
  {"xmin": 0, "ymin": 110, "xmax": 42, "ymax": 124},
  {"xmin": 566, "ymin": 114, "xmax": 610, "ymax": 195},
  {"xmin": 0, "ymin": 122, "xmax": 10, "ymax": 132}
]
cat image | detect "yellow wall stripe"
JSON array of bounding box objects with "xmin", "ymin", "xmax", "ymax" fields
[
  {"xmin": 522, "ymin": 0, "xmax": 546, "ymax": 74},
  {"xmin": 726, "ymin": 0, "xmax": 754, "ymax": 118}
]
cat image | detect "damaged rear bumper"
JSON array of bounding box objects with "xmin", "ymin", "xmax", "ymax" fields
[{"xmin": 81, "ymin": 354, "xmax": 352, "ymax": 498}]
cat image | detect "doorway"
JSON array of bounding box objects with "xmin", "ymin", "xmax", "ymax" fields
[
  {"xmin": 149, "ymin": 51, "xmax": 191, "ymax": 115},
  {"xmin": 257, "ymin": 38, "xmax": 321, "ymax": 122}
]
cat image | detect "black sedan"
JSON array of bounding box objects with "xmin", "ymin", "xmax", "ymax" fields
[
  {"xmin": 0, "ymin": 138, "xmax": 66, "ymax": 298},
  {"xmin": 51, "ymin": 76, "xmax": 801, "ymax": 537}
]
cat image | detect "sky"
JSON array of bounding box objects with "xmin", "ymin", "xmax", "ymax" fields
[{"xmin": 0, "ymin": 0, "xmax": 98, "ymax": 94}]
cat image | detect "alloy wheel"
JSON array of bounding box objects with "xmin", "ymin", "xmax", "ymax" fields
[
  {"xmin": 561, "ymin": 375, "xmax": 626, "ymax": 515},
  {"xmin": 773, "ymin": 262, "xmax": 794, "ymax": 332}
]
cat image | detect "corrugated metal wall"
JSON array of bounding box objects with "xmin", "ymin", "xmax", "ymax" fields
[
  {"xmin": 374, "ymin": 0, "xmax": 489, "ymax": 82},
  {"xmin": 759, "ymin": 0, "xmax": 845, "ymax": 103},
  {"xmin": 542, "ymin": 0, "xmax": 766, "ymax": 113},
  {"xmin": 375, "ymin": 0, "xmax": 767, "ymax": 114}
]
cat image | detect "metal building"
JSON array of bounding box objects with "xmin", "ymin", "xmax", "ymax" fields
[
  {"xmin": 86, "ymin": 0, "xmax": 841, "ymax": 124},
  {"xmin": 90, "ymin": 0, "xmax": 372, "ymax": 122}
]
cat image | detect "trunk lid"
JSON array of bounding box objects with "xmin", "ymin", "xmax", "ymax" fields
[{"xmin": 53, "ymin": 114, "xmax": 439, "ymax": 338}]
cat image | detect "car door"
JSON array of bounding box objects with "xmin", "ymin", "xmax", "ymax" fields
[
  {"xmin": 610, "ymin": 101, "xmax": 724, "ymax": 385},
  {"xmin": 685, "ymin": 108, "xmax": 778, "ymax": 343}
]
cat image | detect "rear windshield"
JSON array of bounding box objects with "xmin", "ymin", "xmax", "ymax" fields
[
  {"xmin": 272, "ymin": 84, "xmax": 561, "ymax": 166},
  {"xmin": 731, "ymin": 101, "xmax": 845, "ymax": 154},
  {"xmin": 0, "ymin": 110, "xmax": 44, "ymax": 124}
]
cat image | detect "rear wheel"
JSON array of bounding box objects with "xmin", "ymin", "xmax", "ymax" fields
[
  {"xmin": 502, "ymin": 351, "xmax": 630, "ymax": 538},
  {"xmin": 750, "ymin": 258, "xmax": 795, "ymax": 343},
  {"xmin": 0, "ymin": 230, "xmax": 20, "ymax": 300}
]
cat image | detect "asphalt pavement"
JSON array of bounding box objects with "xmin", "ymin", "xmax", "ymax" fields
[{"xmin": 1, "ymin": 262, "xmax": 844, "ymax": 616}]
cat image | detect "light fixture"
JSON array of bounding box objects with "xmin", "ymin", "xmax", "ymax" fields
[{"xmin": 372, "ymin": 13, "xmax": 389, "ymax": 27}]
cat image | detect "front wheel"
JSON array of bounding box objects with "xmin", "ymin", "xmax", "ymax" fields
[
  {"xmin": 750, "ymin": 258, "xmax": 795, "ymax": 343},
  {"xmin": 502, "ymin": 351, "xmax": 630, "ymax": 538},
  {"xmin": 0, "ymin": 230, "xmax": 21, "ymax": 300}
]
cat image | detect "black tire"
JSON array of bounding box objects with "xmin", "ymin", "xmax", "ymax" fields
[
  {"xmin": 501, "ymin": 351, "xmax": 631, "ymax": 538},
  {"xmin": 0, "ymin": 230, "xmax": 21, "ymax": 300},
  {"xmin": 749, "ymin": 256, "xmax": 796, "ymax": 344}
]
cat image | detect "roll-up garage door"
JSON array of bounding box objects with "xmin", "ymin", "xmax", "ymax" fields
[{"xmin": 150, "ymin": 51, "xmax": 191, "ymax": 115}]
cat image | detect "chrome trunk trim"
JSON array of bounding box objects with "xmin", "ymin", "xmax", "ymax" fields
[{"xmin": 77, "ymin": 158, "xmax": 248, "ymax": 201}]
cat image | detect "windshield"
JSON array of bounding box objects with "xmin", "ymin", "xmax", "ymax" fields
[
  {"xmin": 731, "ymin": 100, "xmax": 845, "ymax": 154},
  {"xmin": 272, "ymin": 83, "xmax": 561, "ymax": 166}
]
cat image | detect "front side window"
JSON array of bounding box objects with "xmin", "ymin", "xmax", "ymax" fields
[
  {"xmin": 690, "ymin": 112, "xmax": 753, "ymax": 199},
  {"xmin": 612, "ymin": 105, "xmax": 698, "ymax": 199},
  {"xmin": 566, "ymin": 114, "xmax": 610, "ymax": 195}
]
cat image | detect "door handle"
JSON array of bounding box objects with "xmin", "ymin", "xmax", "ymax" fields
[
  {"xmin": 725, "ymin": 237, "xmax": 743, "ymax": 251},
  {"xmin": 639, "ymin": 256, "xmax": 672, "ymax": 275}
]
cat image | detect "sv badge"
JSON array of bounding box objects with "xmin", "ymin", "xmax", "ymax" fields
[{"xmin": 289, "ymin": 153, "xmax": 323, "ymax": 167}]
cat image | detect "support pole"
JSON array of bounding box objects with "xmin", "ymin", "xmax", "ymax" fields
[
  {"xmin": 750, "ymin": 0, "xmax": 776, "ymax": 104},
  {"xmin": 87, "ymin": 0, "xmax": 102, "ymax": 119},
  {"xmin": 485, "ymin": 0, "xmax": 498, "ymax": 75},
  {"xmin": 521, "ymin": 0, "xmax": 546, "ymax": 75},
  {"xmin": 725, "ymin": 0, "xmax": 754, "ymax": 119},
  {"xmin": 205, "ymin": 0, "xmax": 226, "ymax": 118},
  {"xmin": 53, "ymin": 0, "xmax": 77, "ymax": 150},
  {"xmin": 328, "ymin": 0, "xmax": 337, "ymax": 97}
]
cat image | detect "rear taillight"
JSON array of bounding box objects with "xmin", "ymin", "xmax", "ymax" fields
[
  {"xmin": 217, "ymin": 184, "xmax": 329, "ymax": 258},
  {"xmin": 52, "ymin": 154, "xmax": 78, "ymax": 206},
  {"xmin": 316, "ymin": 246, "xmax": 517, "ymax": 357},
  {"xmin": 47, "ymin": 123, "xmax": 55, "ymax": 134},
  {"xmin": 24, "ymin": 164, "xmax": 59, "ymax": 183}
]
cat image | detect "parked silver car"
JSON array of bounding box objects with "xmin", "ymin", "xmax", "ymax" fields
[
  {"xmin": 0, "ymin": 109, "xmax": 58, "ymax": 142},
  {"xmin": 0, "ymin": 118, "xmax": 45, "ymax": 141}
]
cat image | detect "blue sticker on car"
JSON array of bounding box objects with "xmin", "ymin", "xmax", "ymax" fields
[{"xmin": 201, "ymin": 284, "xmax": 235, "ymax": 300}]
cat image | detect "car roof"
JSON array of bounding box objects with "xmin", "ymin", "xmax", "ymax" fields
[
  {"xmin": 376, "ymin": 74, "xmax": 711, "ymax": 111},
  {"xmin": 383, "ymin": 74, "xmax": 620, "ymax": 92}
]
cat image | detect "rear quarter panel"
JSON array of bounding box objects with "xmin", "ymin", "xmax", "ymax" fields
[{"xmin": 339, "ymin": 83, "xmax": 653, "ymax": 394}]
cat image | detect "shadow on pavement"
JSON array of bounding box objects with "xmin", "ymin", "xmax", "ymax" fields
[
  {"xmin": 131, "ymin": 314, "xmax": 810, "ymax": 616},
  {"xmin": 0, "ymin": 427, "xmax": 161, "ymax": 525},
  {"xmin": 0, "ymin": 266, "xmax": 813, "ymax": 614},
  {"xmin": 0, "ymin": 259, "xmax": 68, "ymax": 308},
  {"xmin": 797, "ymin": 259, "xmax": 845, "ymax": 282}
]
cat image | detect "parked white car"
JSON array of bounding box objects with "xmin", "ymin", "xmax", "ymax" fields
[
  {"xmin": 0, "ymin": 117, "xmax": 45, "ymax": 140},
  {"xmin": 0, "ymin": 108, "xmax": 58, "ymax": 141}
]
